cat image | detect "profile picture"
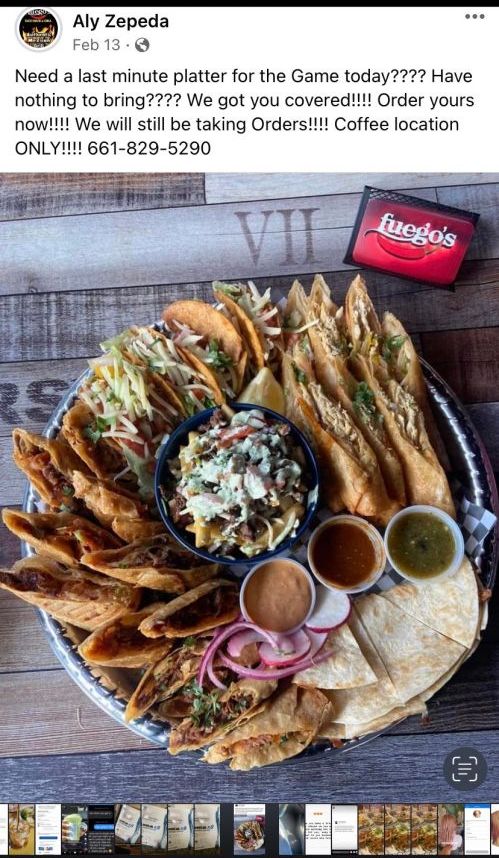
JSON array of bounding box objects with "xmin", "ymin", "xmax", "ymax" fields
[{"xmin": 17, "ymin": 7, "xmax": 60, "ymax": 49}]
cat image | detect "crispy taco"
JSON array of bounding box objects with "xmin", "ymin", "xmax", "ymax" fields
[
  {"xmin": 72, "ymin": 470, "xmax": 149, "ymax": 531},
  {"xmin": 12, "ymin": 428, "xmax": 89, "ymax": 512},
  {"xmin": 111, "ymin": 518, "xmax": 165, "ymax": 542},
  {"xmin": 81, "ymin": 534, "xmax": 219, "ymax": 592},
  {"xmin": 0, "ymin": 556, "xmax": 141, "ymax": 631},
  {"xmin": 168, "ymin": 677, "xmax": 277, "ymax": 754},
  {"xmin": 203, "ymin": 685, "xmax": 332, "ymax": 770},
  {"xmin": 61, "ymin": 401, "xmax": 130, "ymax": 482},
  {"xmin": 157, "ymin": 668, "xmax": 239, "ymax": 722},
  {"xmin": 212, "ymin": 281, "xmax": 283, "ymax": 374},
  {"xmin": 139, "ymin": 579, "xmax": 239, "ymax": 638},
  {"xmin": 78, "ymin": 604, "xmax": 173, "ymax": 668},
  {"xmin": 345, "ymin": 276, "xmax": 454, "ymax": 516},
  {"xmin": 1, "ymin": 509, "xmax": 121, "ymax": 566},
  {"xmin": 103, "ymin": 325, "xmax": 222, "ymax": 412},
  {"xmin": 125, "ymin": 637, "xmax": 210, "ymax": 721},
  {"xmin": 306, "ymin": 275, "xmax": 405, "ymax": 506},
  {"xmin": 163, "ymin": 299, "xmax": 247, "ymax": 397}
]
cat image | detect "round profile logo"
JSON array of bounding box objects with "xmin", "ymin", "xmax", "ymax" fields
[{"xmin": 17, "ymin": 7, "xmax": 61, "ymax": 50}]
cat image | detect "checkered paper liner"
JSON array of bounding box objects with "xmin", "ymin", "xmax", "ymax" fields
[{"xmin": 229, "ymin": 488, "xmax": 497, "ymax": 594}]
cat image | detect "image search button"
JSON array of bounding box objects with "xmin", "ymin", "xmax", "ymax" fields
[{"xmin": 443, "ymin": 747, "xmax": 488, "ymax": 790}]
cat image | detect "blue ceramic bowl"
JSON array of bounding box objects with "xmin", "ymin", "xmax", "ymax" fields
[{"xmin": 155, "ymin": 403, "xmax": 319, "ymax": 566}]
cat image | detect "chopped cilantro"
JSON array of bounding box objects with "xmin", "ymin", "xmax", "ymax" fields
[
  {"xmin": 62, "ymin": 485, "xmax": 74, "ymax": 497},
  {"xmin": 83, "ymin": 424, "xmax": 102, "ymax": 444},
  {"xmin": 280, "ymin": 734, "xmax": 289, "ymax": 745},
  {"xmin": 183, "ymin": 636, "xmax": 197, "ymax": 648},
  {"xmin": 292, "ymin": 363, "xmax": 308, "ymax": 385},
  {"xmin": 203, "ymin": 396, "xmax": 215, "ymax": 409},
  {"xmin": 207, "ymin": 339, "xmax": 233, "ymax": 369},
  {"xmin": 186, "ymin": 680, "xmax": 222, "ymax": 728},
  {"xmin": 382, "ymin": 334, "xmax": 406, "ymax": 362},
  {"xmin": 184, "ymin": 394, "xmax": 197, "ymax": 417},
  {"xmin": 353, "ymin": 382, "xmax": 378, "ymax": 423}
]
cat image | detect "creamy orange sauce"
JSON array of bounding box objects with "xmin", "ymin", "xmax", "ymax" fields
[{"xmin": 243, "ymin": 560, "xmax": 311, "ymax": 632}]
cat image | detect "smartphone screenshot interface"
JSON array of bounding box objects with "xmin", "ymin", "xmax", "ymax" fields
[
  {"xmin": 305, "ymin": 805, "xmax": 331, "ymax": 856},
  {"xmin": 0, "ymin": 805, "xmax": 8, "ymax": 856},
  {"xmin": 234, "ymin": 805, "xmax": 265, "ymax": 856},
  {"xmin": 331, "ymin": 805, "xmax": 358, "ymax": 854},
  {"xmin": 464, "ymin": 804, "xmax": 490, "ymax": 855},
  {"xmin": 86, "ymin": 805, "xmax": 114, "ymax": 855},
  {"xmin": 35, "ymin": 805, "xmax": 61, "ymax": 856}
]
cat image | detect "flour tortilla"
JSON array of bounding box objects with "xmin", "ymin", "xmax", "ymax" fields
[
  {"xmin": 380, "ymin": 558, "xmax": 479, "ymax": 649},
  {"xmin": 353, "ymin": 594, "xmax": 465, "ymax": 704},
  {"xmin": 318, "ymin": 609, "xmax": 400, "ymax": 728},
  {"xmin": 292, "ymin": 620, "xmax": 377, "ymax": 690}
]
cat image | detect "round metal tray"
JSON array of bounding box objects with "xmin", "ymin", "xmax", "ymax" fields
[{"xmin": 22, "ymin": 360, "xmax": 499, "ymax": 757}]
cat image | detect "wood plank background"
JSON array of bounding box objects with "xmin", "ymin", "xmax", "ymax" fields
[{"xmin": 1, "ymin": 171, "xmax": 498, "ymax": 802}]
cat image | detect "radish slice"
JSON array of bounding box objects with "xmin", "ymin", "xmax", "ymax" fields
[
  {"xmin": 259, "ymin": 630, "xmax": 311, "ymax": 666},
  {"xmin": 304, "ymin": 629, "xmax": 329, "ymax": 659},
  {"xmin": 305, "ymin": 585, "xmax": 351, "ymax": 632}
]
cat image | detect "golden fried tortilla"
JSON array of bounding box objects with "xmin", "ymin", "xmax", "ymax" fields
[
  {"xmin": 78, "ymin": 604, "xmax": 173, "ymax": 668},
  {"xmin": 139, "ymin": 579, "xmax": 239, "ymax": 638},
  {"xmin": 72, "ymin": 470, "xmax": 148, "ymax": 530},
  {"xmin": 12, "ymin": 428, "xmax": 89, "ymax": 512}
]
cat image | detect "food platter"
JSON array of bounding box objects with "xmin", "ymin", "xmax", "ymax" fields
[{"xmin": 20, "ymin": 351, "xmax": 498, "ymax": 758}]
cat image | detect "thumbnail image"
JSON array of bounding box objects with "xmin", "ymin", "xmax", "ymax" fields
[
  {"xmin": 35, "ymin": 805, "xmax": 61, "ymax": 856},
  {"xmin": 279, "ymin": 804, "xmax": 305, "ymax": 855},
  {"xmin": 464, "ymin": 804, "xmax": 490, "ymax": 856},
  {"xmin": 411, "ymin": 805, "xmax": 438, "ymax": 856},
  {"xmin": 234, "ymin": 805, "xmax": 265, "ymax": 855},
  {"xmin": 384, "ymin": 804, "xmax": 410, "ymax": 855},
  {"xmin": 8, "ymin": 805, "xmax": 35, "ymax": 856},
  {"xmin": 194, "ymin": 805, "xmax": 220, "ymax": 853},
  {"xmin": 492, "ymin": 805, "xmax": 499, "ymax": 855},
  {"xmin": 141, "ymin": 805, "xmax": 168, "ymax": 854},
  {"xmin": 114, "ymin": 804, "xmax": 141, "ymax": 855},
  {"xmin": 358, "ymin": 804, "xmax": 384, "ymax": 855},
  {"xmin": 87, "ymin": 805, "xmax": 115, "ymax": 855},
  {"xmin": 438, "ymin": 804, "xmax": 463, "ymax": 855},
  {"xmin": 305, "ymin": 804, "xmax": 331, "ymax": 855},
  {"xmin": 167, "ymin": 804, "xmax": 194, "ymax": 854},
  {"xmin": 61, "ymin": 805, "xmax": 88, "ymax": 855},
  {"xmin": 331, "ymin": 805, "xmax": 358, "ymax": 855}
]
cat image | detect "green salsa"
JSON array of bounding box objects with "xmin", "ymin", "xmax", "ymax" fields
[{"xmin": 387, "ymin": 512, "xmax": 456, "ymax": 579}]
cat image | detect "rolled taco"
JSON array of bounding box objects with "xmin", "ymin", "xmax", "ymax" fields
[
  {"xmin": 0, "ymin": 556, "xmax": 141, "ymax": 631},
  {"xmin": 78, "ymin": 604, "xmax": 173, "ymax": 668},
  {"xmin": 163, "ymin": 299, "xmax": 247, "ymax": 396},
  {"xmin": 1, "ymin": 509, "xmax": 121, "ymax": 566},
  {"xmin": 139, "ymin": 579, "xmax": 239, "ymax": 638},
  {"xmin": 12, "ymin": 428, "xmax": 89, "ymax": 513},
  {"xmin": 81, "ymin": 534, "xmax": 219, "ymax": 592},
  {"xmin": 306, "ymin": 275, "xmax": 405, "ymax": 507},
  {"xmin": 125, "ymin": 637, "xmax": 210, "ymax": 722},
  {"xmin": 345, "ymin": 276, "xmax": 454, "ymax": 516},
  {"xmin": 72, "ymin": 470, "xmax": 148, "ymax": 531},
  {"xmin": 203, "ymin": 685, "xmax": 332, "ymax": 770},
  {"xmin": 212, "ymin": 281, "xmax": 283, "ymax": 374},
  {"xmin": 157, "ymin": 667, "xmax": 239, "ymax": 722},
  {"xmin": 168, "ymin": 677, "xmax": 277, "ymax": 754}
]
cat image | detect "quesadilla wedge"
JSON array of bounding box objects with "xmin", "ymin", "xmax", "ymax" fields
[
  {"xmin": 345, "ymin": 276, "xmax": 454, "ymax": 516},
  {"xmin": 380, "ymin": 557, "xmax": 479, "ymax": 649},
  {"xmin": 203, "ymin": 685, "xmax": 332, "ymax": 770},
  {"xmin": 323, "ymin": 696, "xmax": 428, "ymax": 742},
  {"xmin": 12, "ymin": 428, "xmax": 89, "ymax": 512},
  {"xmin": 163, "ymin": 299, "xmax": 247, "ymax": 397},
  {"xmin": 1, "ymin": 509, "xmax": 121, "ymax": 566},
  {"xmin": 72, "ymin": 470, "xmax": 148, "ymax": 531},
  {"xmin": 213, "ymin": 281, "xmax": 283, "ymax": 374},
  {"xmin": 306, "ymin": 275, "xmax": 405, "ymax": 506},
  {"xmin": 81, "ymin": 534, "xmax": 219, "ymax": 592},
  {"xmin": 125, "ymin": 637, "xmax": 210, "ymax": 722},
  {"xmin": 0, "ymin": 556, "xmax": 141, "ymax": 631},
  {"xmin": 353, "ymin": 594, "xmax": 465, "ymax": 704},
  {"xmin": 139, "ymin": 579, "xmax": 240, "ymax": 638},
  {"xmin": 78, "ymin": 604, "xmax": 173, "ymax": 668},
  {"xmin": 293, "ymin": 621, "xmax": 377, "ymax": 690},
  {"xmin": 168, "ymin": 677, "xmax": 277, "ymax": 754}
]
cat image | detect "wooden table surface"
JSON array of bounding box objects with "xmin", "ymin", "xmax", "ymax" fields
[{"xmin": 1, "ymin": 171, "xmax": 498, "ymax": 803}]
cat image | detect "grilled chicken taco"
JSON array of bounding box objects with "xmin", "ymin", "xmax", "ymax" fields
[
  {"xmin": 203, "ymin": 685, "xmax": 332, "ymax": 770},
  {"xmin": 212, "ymin": 281, "xmax": 283, "ymax": 374},
  {"xmin": 72, "ymin": 470, "xmax": 149, "ymax": 531},
  {"xmin": 163, "ymin": 299, "xmax": 247, "ymax": 397},
  {"xmin": 0, "ymin": 556, "xmax": 141, "ymax": 631},
  {"xmin": 306, "ymin": 275, "xmax": 406, "ymax": 506},
  {"xmin": 12, "ymin": 428, "xmax": 89, "ymax": 513},
  {"xmin": 1, "ymin": 509, "xmax": 121, "ymax": 566},
  {"xmin": 139, "ymin": 579, "xmax": 240, "ymax": 638},
  {"xmin": 345, "ymin": 276, "xmax": 454, "ymax": 516},
  {"xmin": 81, "ymin": 534, "xmax": 219, "ymax": 592},
  {"xmin": 125, "ymin": 637, "xmax": 210, "ymax": 721},
  {"xmin": 168, "ymin": 677, "xmax": 277, "ymax": 754},
  {"xmin": 78, "ymin": 604, "xmax": 173, "ymax": 668}
]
